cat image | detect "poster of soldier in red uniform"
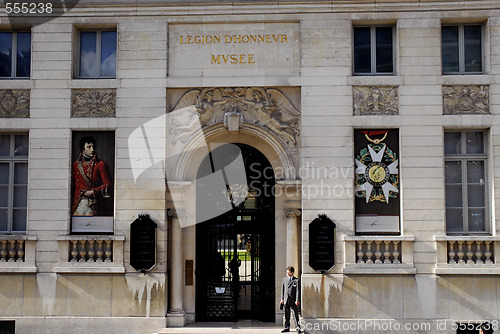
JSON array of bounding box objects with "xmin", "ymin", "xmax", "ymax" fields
[{"xmin": 71, "ymin": 131, "xmax": 115, "ymax": 233}]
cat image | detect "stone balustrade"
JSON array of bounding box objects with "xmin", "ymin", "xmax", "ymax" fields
[
  {"xmin": 343, "ymin": 235, "xmax": 416, "ymax": 274},
  {"xmin": 0, "ymin": 239, "xmax": 26, "ymax": 262},
  {"xmin": 55, "ymin": 234, "xmax": 125, "ymax": 273},
  {"xmin": 0, "ymin": 235, "xmax": 37, "ymax": 273},
  {"xmin": 69, "ymin": 239, "xmax": 114, "ymax": 263},
  {"xmin": 447, "ymin": 240, "xmax": 493, "ymax": 264},
  {"xmin": 356, "ymin": 239, "xmax": 401, "ymax": 264},
  {"xmin": 435, "ymin": 236, "xmax": 500, "ymax": 275}
]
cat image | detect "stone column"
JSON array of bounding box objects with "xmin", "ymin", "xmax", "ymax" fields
[
  {"xmin": 167, "ymin": 209, "xmax": 186, "ymax": 327},
  {"xmin": 286, "ymin": 210, "xmax": 301, "ymax": 274}
]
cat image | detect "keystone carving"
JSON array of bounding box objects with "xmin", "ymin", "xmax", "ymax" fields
[
  {"xmin": 353, "ymin": 86, "xmax": 398, "ymax": 115},
  {"xmin": 169, "ymin": 87, "xmax": 300, "ymax": 145},
  {"xmin": 72, "ymin": 89, "xmax": 116, "ymax": 117},
  {"xmin": 443, "ymin": 85, "xmax": 489, "ymax": 115},
  {"xmin": 0, "ymin": 90, "xmax": 29, "ymax": 118}
]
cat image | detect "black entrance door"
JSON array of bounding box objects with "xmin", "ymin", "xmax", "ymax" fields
[{"xmin": 195, "ymin": 144, "xmax": 275, "ymax": 322}]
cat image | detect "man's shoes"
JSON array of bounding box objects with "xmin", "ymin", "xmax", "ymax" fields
[
  {"xmin": 281, "ymin": 329, "xmax": 290, "ymax": 333},
  {"xmin": 296, "ymin": 330, "xmax": 302, "ymax": 333}
]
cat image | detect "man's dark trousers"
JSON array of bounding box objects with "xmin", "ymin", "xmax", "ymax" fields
[{"xmin": 284, "ymin": 299, "xmax": 300, "ymax": 330}]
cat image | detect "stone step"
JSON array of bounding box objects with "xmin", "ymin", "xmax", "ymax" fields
[{"xmin": 154, "ymin": 321, "xmax": 286, "ymax": 334}]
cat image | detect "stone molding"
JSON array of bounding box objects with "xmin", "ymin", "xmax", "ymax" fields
[
  {"xmin": 169, "ymin": 87, "xmax": 300, "ymax": 146},
  {"xmin": 72, "ymin": 88, "xmax": 116, "ymax": 117},
  {"xmin": 353, "ymin": 86, "xmax": 398, "ymax": 115},
  {"xmin": 442, "ymin": 85, "xmax": 489, "ymax": 115},
  {"xmin": 0, "ymin": 89, "xmax": 30, "ymax": 118}
]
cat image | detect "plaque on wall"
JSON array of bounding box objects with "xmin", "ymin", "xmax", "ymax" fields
[
  {"xmin": 130, "ymin": 214, "xmax": 157, "ymax": 272},
  {"xmin": 309, "ymin": 214, "xmax": 336, "ymax": 272}
]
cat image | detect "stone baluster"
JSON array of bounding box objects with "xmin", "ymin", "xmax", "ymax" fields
[
  {"xmin": 374, "ymin": 241, "xmax": 382, "ymax": 264},
  {"xmin": 104, "ymin": 240, "xmax": 112, "ymax": 262},
  {"xmin": 0, "ymin": 241, "xmax": 7, "ymax": 262},
  {"xmin": 96, "ymin": 240, "xmax": 104, "ymax": 262},
  {"xmin": 17, "ymin": 241, "xmax": 25, "ymax": 262},
  {"xmin": 88, "ymin": 240, "xmax": 96, "ymax": 262},
  {"xmin": 79, "ymin": 240, "xmax": 87, "ymax": 262},
  {"xmin": 365, "ymin": 241, "xmax": 373, "ymax": 264},
  {"xmin": 393, "ymin": 241, "xmax": 401, "ymax": 264},
  {"xmin": 356, "ymin": 241, "xmax": 364, "ymax": 263},
  {"xmin": 457, "ymin": 241, "xmax": 465, "ymax": 263},
  {"xmin": 448, "ymin": 241, "xmax": 456, "ymax": 264},
  {"xmin": 484, "ymin": 241, "xmax": 493, "ymax": 264},
  {"xmin": 465, "ymin": 241, "xmax": 474, "ymax": 263},
  {"xmin": 474, "ymin": 241, "xmax": 483, "ymax": 264},
  {"xmin": 383, "ymin": 241, "xmax": 391, "ymax": 263},
  {"xmin": 70, "ymin": 240, "xmax": 79, "ymax": 262},
  {"xmin": 8, "ymin": 240, "xmax": 16, "ymax": 262}
]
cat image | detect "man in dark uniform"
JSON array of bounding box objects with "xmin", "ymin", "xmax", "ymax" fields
[{"xmin": 280, "ymin": 266, "xmax": 301, "ymax": 333}]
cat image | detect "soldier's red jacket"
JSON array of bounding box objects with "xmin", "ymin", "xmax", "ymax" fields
[{"xmin": 72, "ymin": 154, "xmax": 112, "ymax": 215}]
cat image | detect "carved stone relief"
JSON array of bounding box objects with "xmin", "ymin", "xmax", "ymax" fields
[
  {"xmin": 72, "ymin": 89, "xmax": 116, "ymax": 117},
  {"xmin": 443, "ymin": 85, "xmax": 489, "ymax": 115},
  {"xmin": 353, "ymin": 86, "xmax": 398, "ymax": 115},
  {"xmin": 168, "ymin": 87, "xmax": 300, "ymax": 146},
  {"xmin": 0, "ymin": 89, "xmax": 29, "ymax": 118}
]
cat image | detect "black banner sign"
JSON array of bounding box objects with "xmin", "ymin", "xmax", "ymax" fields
[
  {"xmin": 309, "ymin": 214, "xmax": 336, "ymax": 271},
  {"xmin": 130, "ymin": 214, "xmax": 157, "ymax": 272}
]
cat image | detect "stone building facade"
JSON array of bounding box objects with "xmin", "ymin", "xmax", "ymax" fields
[{"xmin": 1, "ymin": 0, "xmax": 500, "ymax": 333}]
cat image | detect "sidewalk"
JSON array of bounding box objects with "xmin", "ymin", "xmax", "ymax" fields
[{"xmin": 155, "ymin": 320, "xmax": 290, "ymax": 334}]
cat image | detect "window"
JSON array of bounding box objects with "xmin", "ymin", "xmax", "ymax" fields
[
  {"xmin": 442, "ymin": 24, "xmax": 483, "ymax": 74},
  {"xmin": 353, "ymin": 26, "xmax": 395, "ymax": 75},
  {"xmin": 77, "ymin": 30, "xmax": 117, "ymax": 78},
  {"xmin": 0, "ymin": 134, "xmax": 29, "ymax": 233},
  {"xmin": 0, "ymin": 31, "xmax": 31, "ymax": 78},
  {"xmin": 445, "ymin": 131, "xmax": 488, "ymax": 234}
]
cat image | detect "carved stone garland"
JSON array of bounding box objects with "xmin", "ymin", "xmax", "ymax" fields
[
  {"xmin": 169, "ymin": 87, "xmax": 300, "ymax": 146},
  {"xmin": 442, "ymin": 85, "xmax": 489, "ymax": 115},
  {"xmin": 0, "ymin": 89, "xmax": 30, "ymax": 118},
  {"xmin": 72, "ymin": 89, "xmax": 116, "ymax": 117},
  {"xmin": 353, "ymin": 86, "xmax": 399, "ymax": 115}
]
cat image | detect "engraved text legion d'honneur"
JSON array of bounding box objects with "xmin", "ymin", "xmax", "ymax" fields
[{"xmin": 179, "ymin": 33, "xmax": 289, "ymax": 65}]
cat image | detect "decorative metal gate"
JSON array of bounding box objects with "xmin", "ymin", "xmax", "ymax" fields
[{"xmin": 195, "ymin": 144, "xmax": 275, "ymax": 322}]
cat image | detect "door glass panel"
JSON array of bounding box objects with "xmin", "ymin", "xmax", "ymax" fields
[
  {"xmin": 466, "ymin": 132, "xmax": 484, "ymax": 154},
  {"xmin": 16, "ymin": 32, "xmax": 31, "ymax": 77},
  {"xmin": 12, "ymin": 208, "xmax": 26, "ymax": 232},
  {"xmin": 0, "ymin": 163, "xmax": 9, "ymax": 184},
  {"xmin": 445, "ymin": 185, "xmax": 462, "ymax": 208},
  {"xmin": 467, "ymin": 161, "xmax": 484, "ymax": 183},
  {"xmin": 376, "ymin": 27, "xmax": 393, "ymax": 73},
  {"xmin": 100, "ymin": 31, "xmax": 116, "ymax": 77},
  {"xmin": 469, "ymin": 208, "xmax": 485, "ymax": 232},
  {"xmin": 464, "ymin": 25, "xmax": 482, "ymax": 73},
  {"xmin": 445, "ymin": 161, "xmax": 462, "ymax": 183},
  {"xmin": 14, "ymin": 163, "xmax": 28, "ymax": 184},
  {"xmin": 468, "ymin": 185, "xmax": 485, "ymax": 207},
  {"xmin": 444, "ymin": 132, "xmax": 461, "ymax": 154},
  {"xmin": 79, "ymin": 31, "xmax": 97, "ymax": 77},
  {"xmin": 0, "ymin": 135, "xmax": 10, "ymax": 156},
  {"xmin": 0, "ymin": 208, "xmax": 7, "ymax": 231},
  {"xmin": 354, "ymin": 27, "xmax": 371, "ymax": 73},
  {"xmin": 442, "ymin": 26, "xmax": 459, "ymax": 73},
  {"xmin": 446, "ymin": 208, "xmax": 463, "ymax": 232},
  {"xmin": 13, "ymin": 185, "xmax": 27, "ymax": 207},
  {"xmin": 14, "ymin": 134, "xmax": 28, "ymax": 156},
  {"xmin": 0, "ymin": 186, "xmax": 8, "ymax": 207},
  {"xmin": 0, "ymin": 32, "xmax": 12, "ymax": 77}
]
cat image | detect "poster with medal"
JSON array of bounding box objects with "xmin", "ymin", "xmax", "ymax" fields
[
  {"xmin": 354, "ymin": 129, "xmax": 400, "ymax": 234},
  {"xmin": 71, "ymin": 131, "xmax": 115, "ymax": 233}
]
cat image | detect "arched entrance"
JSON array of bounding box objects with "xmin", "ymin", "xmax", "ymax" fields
[{"xmin": 195, "ymin": 143, "xmax": 275, "ymax": 322}]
